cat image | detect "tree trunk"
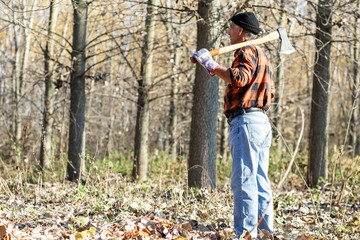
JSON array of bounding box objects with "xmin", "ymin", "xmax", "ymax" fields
[
  {"xmin": 169, "ymin": 59, "xmax": 179, "ymax": 162},
  {"xmin": 219, "ymin": 113, "xmax": 228, "ymax": 162},
  {"xmin": 165, "ymin": 0, "xmax": 181, "ymax": 162},
  {"xmin": 40, "ymin": 0, "xmax": 59, "ymax": 170},
  {"xmin": 272, "ymin": 0, "xmax": 286, "ymax": 150},
  {"xmin": 106, "ymin": 55, "xmax": 115, "ymax": 157},
  {"xmin": 68, "ymin": 0, "xmax": 88, "ymax": 182},
  {"xmin": 350, "ymin": 0, "xmax": 360, "ymax": 155},
  {"xmin": 12, "ymin": 23, "xmax": 22, "ymax": 146},
  {"xmin": 14, "ymin": 0, "xmax": 37, "ymax": 143},
  {"xmin": 188, "ymin": 0, "xmax": 221, "ymax": 189},
  {"xmin": 13, "ymin": 3, "xmax": 24, "ymax": 144},
  {"xmin": 307, "ymin": 0, "xmax": 333, "ymax": 187},
  {"xmin": 132, "ymin": 0, "xmax": 158, "ymax": 181},
  {"xmin": 218, "ymin": 56, "xmax": 232, "ymax": 163},
  {"xmin": 56, "ymin": 13, "xmax": 70, "ymax": 161}
]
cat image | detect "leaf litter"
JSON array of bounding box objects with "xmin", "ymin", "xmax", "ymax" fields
[{"xmin": 0, "ymin": 174, "xmax": 359, "ymax": 239}]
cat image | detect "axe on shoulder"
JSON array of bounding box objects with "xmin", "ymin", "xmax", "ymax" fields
[{"xmin": 190, "ymin": 27, "xmax": 295, "ymax": 63}]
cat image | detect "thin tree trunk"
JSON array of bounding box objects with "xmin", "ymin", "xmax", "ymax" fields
[
  {"xmin": 81, "ymin": 46, "xmax": 96, "ymax": 170},
  {"xmin": 13, "ymin": 2, "xmax": 24, "ymax": 143},
  {"xmin": 350, "ymin": 0, "xmax": 360, "ymax": 155},
  {"xmin": 219, "ymin": 113, "xmax": 228, "ymax": 162},
  {"xmin": 106, "ymin": 98, "xmax": 115, "ymax": 157},
  {"xmin": 188, "ymin": 0, "xmax": 221, "ymax": 189},
  {"xmin": 164, "ymin": 0, "xmax": 181, "ymax": 162},
  {"xmin": 169, "ymin": 66, "xmax": 179, "ymax": 162},
  {"xmin": 272, "ymin": 0, "xmax": 286, "ymax": 150},
  {"xmin": 12, "ymin": 23, "xmax": 22, "ymax": 146},
  {"xmin": 40, "ymin": 0, "xmax": 59, "ymax": 170},
  {"xmin": 218, "ymin": 55, "xmax": 232, "ymax": 162},
  {"xmin": 132, "ymin": 0, "xmax": 158, "ymax": 181},
  {"xmin": 13, "ymin": 0, "xmax": 36, "ymax": 143},
  {"xmin": 57, "ymin": 13, "xmax": 70, "ymax": 162},
  {"xmin": 307, "ymin": 0, "xmax": 333, "ymax": 187},
  {"xmin": 68, "ymin": 0, "xmax": 88, "ymax": 182},
  {"xmin": 106, "ymin": 51, "xmax": 115, "ymax": 156},
  {"xmin": 105, "ymin": 20, "xmax": 115, "ymax": 157}
]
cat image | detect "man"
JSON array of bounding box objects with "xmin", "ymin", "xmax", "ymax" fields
[{"xmin": 192, "ymin": 12, "xmax": 275, "ymax": 239}]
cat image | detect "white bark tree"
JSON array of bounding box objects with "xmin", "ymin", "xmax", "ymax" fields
[{"xmin": 132, "ymin": 0, "xmax": 159, "ymax": 181}]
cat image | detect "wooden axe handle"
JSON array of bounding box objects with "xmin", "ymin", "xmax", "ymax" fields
[{"xmin": 190, "ymin": 30, "xmax": 280, "ymax": 63}]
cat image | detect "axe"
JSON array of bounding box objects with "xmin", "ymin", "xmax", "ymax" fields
[{"xmin": 190, "ymin": 27, "xmax": 295, "ymax": 63}]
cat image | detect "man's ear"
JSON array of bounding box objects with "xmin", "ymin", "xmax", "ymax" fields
[{"xmin": 238, "ymin": 27, "xmax": 243, "ymax": 36}]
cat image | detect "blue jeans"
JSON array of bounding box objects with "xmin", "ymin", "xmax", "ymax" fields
[{"xmin": 229, "ymin": 111, "xmax": 273, "ymax": 238}]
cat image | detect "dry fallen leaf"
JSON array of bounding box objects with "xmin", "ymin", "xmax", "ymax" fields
[
  {"xmin": 181, "ymin": 222, "xmax": 192, "ymax": 231},
  {"xmin": 239, "ymin": 230, "xmax": 251, "ymax": 239},
  {"xmin": 0, "ymin": 224, "xmax": 6, "ymax": 237},
  {"xmin": 259, "ymin": 229, "xmax": 273, "ymax": 239},
  {"xmin": 174, "ymin": 237, "xmax": 187, "ymax": 240},
  {"xmin": 297, "ymin": 233, "xmax": 313, "ymax": 240}
]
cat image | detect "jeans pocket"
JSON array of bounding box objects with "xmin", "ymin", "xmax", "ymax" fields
[{"xmin": 246, "ymin": 121, "xmax": 270, "ymax": 147}]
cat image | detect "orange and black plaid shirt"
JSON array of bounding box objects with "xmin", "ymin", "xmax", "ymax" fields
[{"xmin": 224, "ymin": 45, "xmax": 275, "ymax": 118}]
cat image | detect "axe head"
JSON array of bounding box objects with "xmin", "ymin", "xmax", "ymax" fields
[{"xmin": 278, "ymin": 27, "xmax": 295, "ymax": 55}]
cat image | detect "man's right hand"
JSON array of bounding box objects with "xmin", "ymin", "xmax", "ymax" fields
[{"xmin": 191, "ymin": 48, "xmax": 219, "ymax": 76}]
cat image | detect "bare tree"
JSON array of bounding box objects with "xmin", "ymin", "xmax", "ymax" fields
[
  {"xmin": 13, "ymin": 0, "xmax": 37, "ymax": 144},
  {"xmin": 349, "ymin": 0, "xmax": 360, "ymax": 155},
  {"xmin": 132, "ymin": 0, "xmax": 159, "ymax": 181},
  {"xmin": 272, "ymin": 0, "xmax": 286, "ymax": 150},
  {"xmin": 40, "ymin": 0, "xmax": 59, "ymax": 170},
  {"xmin": 307, "ymin": 0, "xmax": 333, "ymax": 187},
  {"xmin": 68, "ymin": 0, "xmax": 88, "ymax": 182},
  {"xmin": 163, "ymin": 0, "xmax": 182, "ymax": 162},
  {"xmin": 188, "ymin": 0, "xmax": 221, "ymax": 188}
]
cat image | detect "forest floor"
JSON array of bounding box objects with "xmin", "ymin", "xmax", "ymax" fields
[
  {"xmin": 0, "ymin": 171, "xmax": 359, "ymax": 240},
  {"xmin": 0, "ymin": 150, "xmax": 360, "ymax": 240}
]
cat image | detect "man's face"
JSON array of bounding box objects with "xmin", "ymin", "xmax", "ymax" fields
[{"xmin": 228, "ymin": 22, "xmax": 244, "ymax": 45}]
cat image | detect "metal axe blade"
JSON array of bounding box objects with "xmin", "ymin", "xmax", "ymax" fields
[{"xmin": 278, "ymin": 27, "xmax": 295, "ymax": 55}]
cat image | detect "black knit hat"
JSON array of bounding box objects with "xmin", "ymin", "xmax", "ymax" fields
[{"xmin": 231, "ymin": 12, "xmax": 260, "ymax": 35}]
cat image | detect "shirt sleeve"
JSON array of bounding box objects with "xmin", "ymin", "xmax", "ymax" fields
[{"xmin": 229, "ymin": 49, "xmax": 255, "ymax": 88}]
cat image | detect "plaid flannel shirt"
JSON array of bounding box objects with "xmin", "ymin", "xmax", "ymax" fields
[{"xmin": 224, "ymin": 45, "xmax": 275, "ymax": 118}]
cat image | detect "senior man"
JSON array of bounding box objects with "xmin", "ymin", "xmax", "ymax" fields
[{"xmin": 192, "ymin": 12, "xmax": 275, "ymax": 238}]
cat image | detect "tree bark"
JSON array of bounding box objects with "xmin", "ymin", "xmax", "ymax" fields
[
  {"xmin": 106, "ymin": 55, "xmax": 115, "ymax": 157},
  {"xmin": 350, "ymin": 0, "xmax": 360, "ymax": 155},
  {"xmin": 132, "ymin": 0, "xmax": 158, "ymax": 181},
  {"xmin": 68, "ymin": 0, "xmax": 88, "ymax": 182},
  {"xmin": 218, "ymin": 55, "xmax": 232, "ymax": 163},
  {"xmin": 12, "ymin": 23, "xmax": 22, "ymax": 146},
  {"xmin": 164, "ymin": 0, "xmax": 181, "ymax": 162},
  {"xmin": 40, "ymin": 0, "xmax": 59, "ymax": 170},
  {"xmin": 272, "ymin": 0, "xmax": 286, "ymax": 150},
  {"xmin": 307, "ymin": 0, "xmax": 333, "ymax": 187},
  {"xmin": 188, "ymin": 0, "xmax": 221, "ymax": 189},
  {"xmin": 13, "ymin": 0, "xmax": 37, "ymax": 143},
  {"xmin": 56, "ymin": 13, "xmax": 70, "ymax": 161}
]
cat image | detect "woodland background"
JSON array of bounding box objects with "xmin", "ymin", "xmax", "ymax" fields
[{"xmin": 0, "ymin": 0, "xmax": 359, "ymax": 239}]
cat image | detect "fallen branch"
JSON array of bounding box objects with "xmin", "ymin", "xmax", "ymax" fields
[{"xmin": 277, "ymin": 108, "xmax": 305, "ymax": 190}]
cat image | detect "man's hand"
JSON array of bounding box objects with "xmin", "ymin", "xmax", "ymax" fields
[{"xmin": 191, "ymin": 48, "xmax": 219, "ymax": 76}]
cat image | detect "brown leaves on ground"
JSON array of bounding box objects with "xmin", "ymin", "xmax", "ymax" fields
[
  {"xmin": 0, "ymin": 176, "xmax": 359, "ymax": 239},
  {"xmin": 0, "ymin": 215, "xmax": 234, "ymax": 240}
]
